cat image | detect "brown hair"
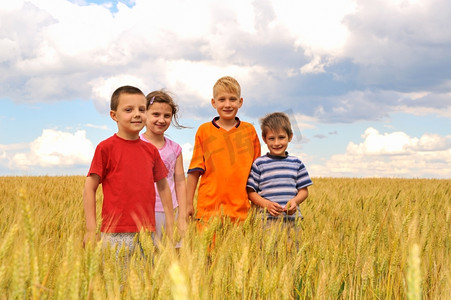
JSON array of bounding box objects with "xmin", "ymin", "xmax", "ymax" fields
[
  {"xmin": 260, "ymin": 112, "xmax": 293, "ymax": 138},
  {"xmin": 110, "ymin": 85, "xmax": 145, "ymax": 111},
  {"xmin": 213, "ymin": 76, "xmax": 241, "ymax": 98},
  {"xmin": 146, "ymin": 89, "xmax": 186, "ymax": 129}
]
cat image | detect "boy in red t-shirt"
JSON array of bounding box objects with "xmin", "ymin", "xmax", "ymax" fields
[
  {"xmin": 83, "ymin": 85, "xmax": 174, "ymax": 252},
  {"xmin": 186, "ymin": 76, "xmax": 261, "ymax": 223}
]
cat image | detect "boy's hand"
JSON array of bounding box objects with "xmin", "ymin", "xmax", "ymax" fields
[
  {"xmin": 265, "ymin": 200, "xmax": 284, "ymax": 216},
  {"xmin": 284, "ymin": 199, "xmax": 297, "ymax": 215},
  {"xmin": 186, "ymin": 203, "xmax": 194, "ymax": 220}
]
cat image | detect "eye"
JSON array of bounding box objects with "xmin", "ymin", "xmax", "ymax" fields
[{"xmin": 164, "ymin": 114, "xmax": 172, "ymax": 118}]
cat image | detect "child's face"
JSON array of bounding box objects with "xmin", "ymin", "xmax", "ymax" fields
[
  {"xmin": 110, "ymin": 93, "xmax": 147, "ymax": 139},
  {"xmin": 211, "ymin": 89, "xmax": 243, "ymax": 121},
  {"xmin": 146, "ymin": 102, "xmax": 172, "ymax": 136},
  {"xmin": 263, "ymin": 129, "xmax": 293, "ymax": 157}
]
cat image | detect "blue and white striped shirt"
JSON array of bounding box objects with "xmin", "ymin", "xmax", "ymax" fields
[{"xmin": 247, "ymin": 152, "xmax": 312, "ymax": 219}]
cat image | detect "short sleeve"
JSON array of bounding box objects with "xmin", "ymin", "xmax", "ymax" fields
[
  {"xmin": 188, "ymin": 127, "xmax": 206, "ymax": 173},
  {"xmin": 153, "ymin": 148, "xmax": 169, "ymax": 182},
  {"xmin": 246, "ymin": 161, "xmax": 261, "ymax": 192},
  {"xmin": 296, "ymin": 161, "xmax": 313, "ymax": 189}
]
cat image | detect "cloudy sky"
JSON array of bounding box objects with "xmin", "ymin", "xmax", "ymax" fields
[{"xmin": 1, "ymin": 0, "xmax": 450, "ymax": 178}]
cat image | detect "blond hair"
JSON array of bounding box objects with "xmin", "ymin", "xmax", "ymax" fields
[{"xmin": 213, "ymin": 76, "xmax": 241, "ymax": 98}]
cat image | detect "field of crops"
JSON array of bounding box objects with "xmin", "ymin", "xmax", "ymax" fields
[{"xmin": 0, "ymin": 176, "xmax": 449, "ymax": 299}]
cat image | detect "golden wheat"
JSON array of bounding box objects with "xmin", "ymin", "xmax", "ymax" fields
[{"xmin": 0, "ymin": 176, "xmax": 450, "ymax": 299}]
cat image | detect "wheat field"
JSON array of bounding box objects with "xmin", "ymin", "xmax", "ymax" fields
[{"xmin": 0, "ymin": 176, "xmax": 449, "ymax": 299}]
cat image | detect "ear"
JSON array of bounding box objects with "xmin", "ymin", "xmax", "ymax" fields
[
  {"xmin": 238, "ymin": 97, "xmax": 243, "ymax": 108},
  {"xmin": 211, "ymin": 98, "xmax": 217, "ymax": 109},
  {"xmin": 288, "ymin": 133, "xmax": 294, "ymax": 142},
  {"xmin": 110, "ymin": 110, "xmax": 118, "ymax": 122},
  {"xmin": 261, "ymin": 134, "xmax": 267, "ymax": 144}
]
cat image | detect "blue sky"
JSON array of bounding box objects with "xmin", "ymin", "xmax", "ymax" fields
[{"xmin": 1, "ymin": 0, "xmax": 450, "ymax": 178}]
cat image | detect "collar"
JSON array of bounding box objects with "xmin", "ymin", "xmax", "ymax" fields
[
  {"xmin": 266, "ymin": 152, "xmax": 289, "ymax": 159},
  {"xmin": 211, "ymin": 116, "xmax": 241, "ymax": 129}
]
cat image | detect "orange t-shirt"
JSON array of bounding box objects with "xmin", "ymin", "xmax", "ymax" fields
[{"xmin": 188, "ymin": 117, "xmax": 261, "ymax": 221}]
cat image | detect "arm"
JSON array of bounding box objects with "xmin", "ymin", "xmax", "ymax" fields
[
  {"xmin": 83, "ymin": 174, "xmax": 100, "ymax": 247},
  {"xmin": 156, "ymin": 178, "xmax": 174, "ymax": 240},
  {"xmin": 174, "ymin": 153, "xmax": 187, "ymax": 233},
  {"xmin": 285, "ymin": 187, "xmax": 309, "ymax": 215},
  {"xmin": 186, "ymin": 171, "xmax": 201, "ymax": 219},
  {"xmin": 247, "ymin": 188, "xmax": 284, "ymax": 216}
]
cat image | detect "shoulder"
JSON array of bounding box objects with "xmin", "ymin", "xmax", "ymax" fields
[
  {"xmin": 253, "ymin": 155, "xmax": 272, "ymax": 166},
  {"xmin": 164, "ymin": 137, "xmax": 182, "ymax": 153},
  {"xmin": 95, "ymin": 135, "xmax": 117, "ymax": 149},
  {"xmin": 287, "ymin": 155, "xmax": 303, "ymax": 163},
  {"xmin": 139, "ymin": 139, "xmax": 158, "ymax": 151},
  {"xmin": 197, "ymin": 121, "xmax": 214, "ymax": 131},
  {"xmin": 238, "ymin": 120, "xmax": 256, "ymax": 130},
  {"xmin": 164, "ymin": 137, "xmax": 180, "ymax": 148},
  {"xmin": 195, "ymin": 121, "xmax": 218, "ymax": 139},
  {"xmin": 254, "ymin": 155, "xmax": 268, "ymax": 163}
]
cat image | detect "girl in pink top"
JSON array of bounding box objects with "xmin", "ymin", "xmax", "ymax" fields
[{"xmin": 140, "ymin": 90, "xmax": 187, "ymax": 246}]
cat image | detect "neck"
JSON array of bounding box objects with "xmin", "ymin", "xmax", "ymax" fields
[
  {"xmin": 217, "ymin": 117, "xmax": 237, "ymax": 131},
  {"xmin": 116, "ymin": 131, "xmax": 139, "ymax": 140},
  {"xmin": 143, "ymin": 130, "xmax": 165, "ymax": 148}
]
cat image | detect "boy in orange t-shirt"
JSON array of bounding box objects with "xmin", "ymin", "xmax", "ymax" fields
[{"xmin": 186, "ymin": 76, "xmax": 261, "ymax": 222}]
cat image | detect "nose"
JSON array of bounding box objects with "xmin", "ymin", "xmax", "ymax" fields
[
  {"xmin": 133, "ymin": 108, "xmax": 143, "ymax": 118},
  {"xmin": 157, "ymin": 115, "xmax": 165, "ymax": 123}
]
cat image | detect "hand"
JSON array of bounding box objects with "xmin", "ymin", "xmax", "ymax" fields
[
  {"xmin": 284, "ymin": 199, "xmax": 297, "ymax": 215},
  {"xmin": 177, "ymin": 218, "xmax": 188, "ymax": 236},
  {"xmin": 186, "ymin": 203, "xmax": 194, "ymax": 220},
  {"xmin": 265, "ymin": 200, "xmax": 284, "ymax": 216},
  {"xmin": 83, "ymin": 231, "xmax": 99, "ymax": 248}
]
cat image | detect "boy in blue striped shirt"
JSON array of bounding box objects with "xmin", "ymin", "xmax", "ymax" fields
[{"xmin": 246, "ymin": 112, "xmax": 312, "ymax": 221}]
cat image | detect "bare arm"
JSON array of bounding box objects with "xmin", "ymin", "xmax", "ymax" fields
[
  {"xmin": 285, "ymin": 187, "xmax": 309, "ymax": 215},
  {"xmin": 186, "ymin": 171, "xmax": 201, "ymax": 219},
  {"xmin": 83, "ymin": 174, "xmax": 100, "ymax": 247},
  {"xmin": 247, "ymin": 188, "xmax": 284, "ymax": 216},
  {"xmin": 174, "ymin": 153, "xmax": 187, "ymax": 232},
  {"xmin": 156, "ymin": 178, "xmax": 174, "ymax": 240}
]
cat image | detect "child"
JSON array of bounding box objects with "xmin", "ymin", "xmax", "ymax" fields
[
  {"xmin": 186, "ymin": 76, "xmax": 261, "ymax": 222},
  {"xmin": 140, "ymin": 90, "xmax": 187, "ymax": 245},
  {"xmin": 83, "ymin": 85, "xmax": 174, "ymax": 252},
  {"xmin": 246, "ymin": 112, "xmax": 312, "ymax": 222}
]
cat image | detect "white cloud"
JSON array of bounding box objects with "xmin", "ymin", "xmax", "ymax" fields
[
  {"xmin": 309, "ymin": 127, "xmax": 451, "ymax": 178},
  {"xmin": 89, "ymin": 75, "xmax": 147, "ymax": 113},
  {"xmin": 85, "ymin": 123, "xmax": 110, "ymax": 130},
  {"xmin": 271, "ymin": 0, "xmax": 356, "ymax": 55},
  {"xmin": 11, "ymin": 129, "xmax": 94, "ymax": 169},
  {"xmin": 2, "ymin": 0, "xmax": 450, "ymax": 123}
]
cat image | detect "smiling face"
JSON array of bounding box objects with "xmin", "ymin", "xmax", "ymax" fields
[
  {"xmin": 146, "ymin": 102, "xmax": 173, "ymax": 136},
  {"xmin": 110, "ymin": 93, "xmax": 147, "ymax": 140},
  {"xmin": 211, "ymin": 88, "xmax": 243, "ymax": 123},
  {"xmin": 263, "ymin": 128, "xmax": 293, "ymax": 157}
]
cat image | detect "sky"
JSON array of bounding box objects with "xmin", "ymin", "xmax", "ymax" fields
[{"xmin": 1, "ymin": 0, "xmax": 450, "ymax": 178}]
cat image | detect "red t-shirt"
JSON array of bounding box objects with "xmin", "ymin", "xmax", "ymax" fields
[{"xmin": 88, "ymin": 134, "xmax": 168, "ymax": 232}]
